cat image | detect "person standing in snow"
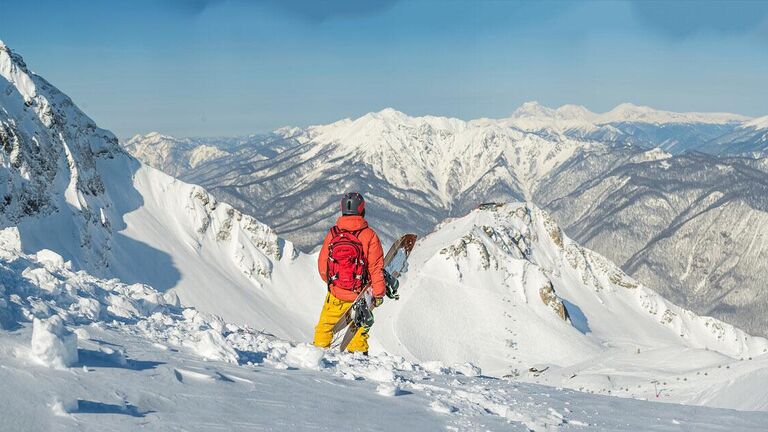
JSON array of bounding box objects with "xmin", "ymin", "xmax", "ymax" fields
[{"xmin": 313, "ymin": 192, "xmax": 386, "ymax": 354}]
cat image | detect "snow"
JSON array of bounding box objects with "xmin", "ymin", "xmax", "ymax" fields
[
  {"xmin": 284, "ymin": 343, "xmax": 325, "ymax": 370},
  {"xmin": 187, "ymin": 329, "xmax": 239, "ymax": 364},
  {"xmin": 597, "ymin": 102, "xmax": 748, "ymax": 125},
  {"xmin": 501, "ymin": 101, "xmax": 748, "ymax": 133},
  {"xmin": 1, "ymin": 40, "xmax": 320, "ymax": 337},
  {"xmin": 0, "ymin": 177, "xmax": 765, "ymax": 432},
  {"xmin": 125, "ymin": 100, "xmax": 759, "ymax": 256},
  {"xmin": 741, "ymin": 114, "xmax": 768, "ymax": 131},
  {"xmin": 30, "ymin": 316, "xmax": 78, "ymax": 368},
  {"xmin": 1, "ymin": 230, "xmax": 766, "ymax": 429},
  {"xmin": 122, "ymin": 132, "xmax": 232, "ymax": 177},
  {"xmin": 543, "ymin": 151, "xmax": 768, "ymax": 337},
  {"xmin": 372, "ymin": 204, "xmax": 768, "ymax": 411},
  {"xmin": 628, "ymin": 147, "xmax": 672, "ymax": 163},
  {"xmin": 3, "ymin": 40, "xmax": 768, "ymax": 430}
]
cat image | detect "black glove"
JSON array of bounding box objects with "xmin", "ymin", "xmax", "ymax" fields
[{"xmin": 384, "ymin": 270, "xmax": 400, "ymax": 300}]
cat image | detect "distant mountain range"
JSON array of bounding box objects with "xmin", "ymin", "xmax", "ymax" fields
[
  {"xmin": 3, "ymin": 40, "xmax": 768, "ymax": 420},
  {"xmin": 124, "ymin": 105, "xmax": 768, "ymax": 337}
]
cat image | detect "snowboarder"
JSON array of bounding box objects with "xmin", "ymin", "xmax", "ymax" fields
[{"xmin": 313, "ymin": 192, "xmax": 386, "ymax": 354}]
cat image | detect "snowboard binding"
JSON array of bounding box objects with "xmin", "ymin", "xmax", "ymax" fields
[
  {"xmin": 384, "ymin": 269, "xmax": 400, "ymax": 300},
  {"xmin": 350, "ymin": 298, "xmax": 375, "ymax": 334}
]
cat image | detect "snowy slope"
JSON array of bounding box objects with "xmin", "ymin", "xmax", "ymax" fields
[
  {"xmin": 122, "ymin": 132, "xmax": 231, "ymax": 177},
  {"xmin": 0, "ymin": 41, "xmax": 321, "ymax": 338},
  {"xmin": 373, "ymin": 203, "xmax": 768, "ymax": 410},
  {"xmin": 701, "ymin": 115, "xmax": 768, "ymax": 156},
  {"xmin": 122, "ymin": 131, "xmax": 299, "ymax": 177},
  {"xmin": 539, "ymin": 151, "xmax": 768, "ymax": 337},
  {"xmin": 4, "ymin": 40, "xmax": 768, "ymax": 426},
  {"xmin": 3, "ymin": 239, "xmax": 768, "ymax": 431}
]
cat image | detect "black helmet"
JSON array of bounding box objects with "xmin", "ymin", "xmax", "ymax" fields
[{"xmin": 340, "ymin": 192, "xmax": 365, "ymax": 216}]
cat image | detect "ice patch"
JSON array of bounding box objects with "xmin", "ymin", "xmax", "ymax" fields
[{"xmin": 31, "ymin": 316, "xmax": 78, "ymax": 368}]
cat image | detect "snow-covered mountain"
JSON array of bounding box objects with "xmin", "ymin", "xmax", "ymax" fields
[
  {"xmin": 136, "ymin": 107, "xmax": 619, "ymax": 250},
  {"xmin": 123, "ymin": 106, "xmax": 768, "ymax": 337},
  {"xmin": 375, "ymin": 204, "xmax": 768, "ymax": 409},
  {"xmin": 538, "ymin": 150, "xmax": 768, "ymax": 337},
  {"xmin": 502, "ymin": 101, "xmax": 747, "ymax": 130},
  {"xmin": 4, "ymin": 40, "xmax": 768, "ymax": 428},
  {"xmin": 500, "ymin": 101, "xmax": 748, "ymax": 154},
  {"xmin": 122, "ymin": 131, "xmax": 300, "ymax": 178},
  {"xmin": 122, "ymin": 132, "xmax": 231, "ymax": 177},
  {"xmin": 122, "ymin": 103, "xmax": 762, "ymax": 251},
  {"xmin": 0, "ymin": 41, "xmax": 319, "ymax": 337},
  {"xmin": 700, "ymin": 115, "xmax": 768, "ymax": 156}
]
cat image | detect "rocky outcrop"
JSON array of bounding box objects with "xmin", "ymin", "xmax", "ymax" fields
[{"xmin": 539, "ymin": 281, "xmax": 570, "ymax": 321}]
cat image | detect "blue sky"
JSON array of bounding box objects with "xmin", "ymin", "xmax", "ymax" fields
[{"xmin": 1, "ymin": 0, "xmax": 767, "ymax": 137}]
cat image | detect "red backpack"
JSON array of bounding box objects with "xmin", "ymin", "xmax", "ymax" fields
[{"xmin": 326, "ymin": 226, "xmax": 369, "ymax": 292}]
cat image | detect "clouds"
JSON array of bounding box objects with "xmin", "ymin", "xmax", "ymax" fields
[{"xmin": 629, "ymin": 0, "xmax": 768, "ymax": 39}]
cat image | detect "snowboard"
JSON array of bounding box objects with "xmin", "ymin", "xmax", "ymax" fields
[{"xmin": 330, "ymin": 234, "xmax": 417, "ymax": 352}]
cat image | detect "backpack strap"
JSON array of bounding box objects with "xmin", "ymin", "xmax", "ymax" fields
[
  {"xmin": 326, "ymin": 226, "xmax": 338, "ymax": 291},
  {"xmin": 351, "ymin": 228, "xmax": 369, "ymax": 285}
]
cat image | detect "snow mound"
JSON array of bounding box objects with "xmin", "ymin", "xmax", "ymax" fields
[
  {"xmin": 189, "ymin": 329, "xmax": 240, "ymax": 364},
  {"xmin": 30, "ymin": 316, "xmax": 78, "ymax": 368},
  {"xmin": 284, "ymin": 343, "xmax": 325, "ymax": 370}
]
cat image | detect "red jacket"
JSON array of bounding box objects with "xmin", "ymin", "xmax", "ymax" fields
[{"xmin": 318, "ymin": 215, "xmax": 386, "ymax": 302}]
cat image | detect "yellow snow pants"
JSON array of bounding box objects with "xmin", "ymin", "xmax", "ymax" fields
[{"xmin": 313, "ymin": 292, "xmax": 369, "ymax": 353}]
